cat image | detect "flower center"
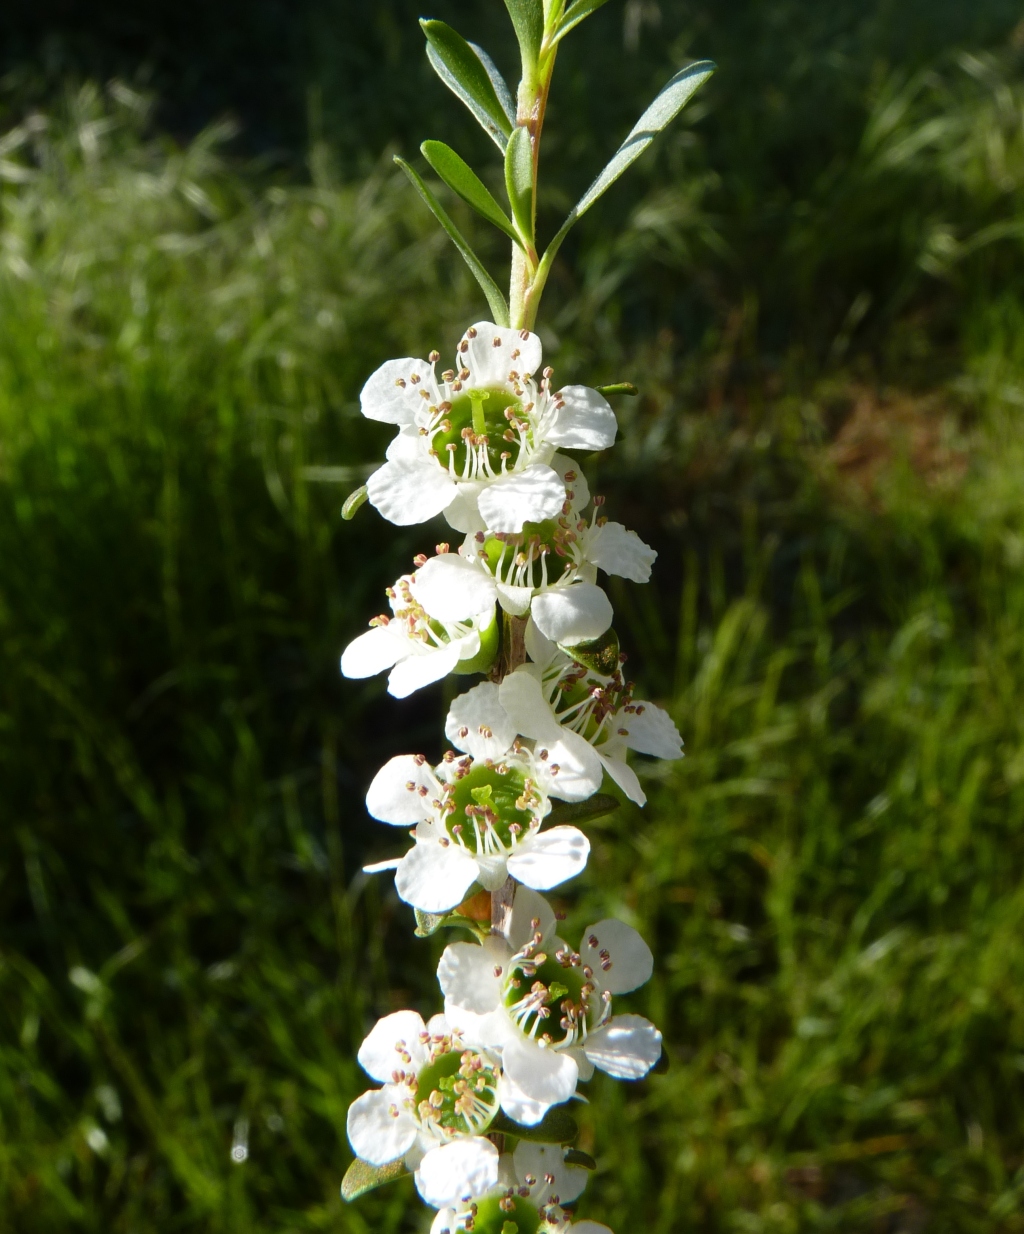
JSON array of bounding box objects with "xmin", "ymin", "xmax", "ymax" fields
[
  {"xmin": 414, "ymin": 1047, "xmax": 499, "ymax": 1136},
  {"xmin": 503, "ymin": 943, "xmax": 592, "ymax": 1048},
  {"xmin": 447, "ymin": 764, "xmax": 537, "ymax": 853},
  {"xmin": 431, "ymin": 386, "xmax": 529, "ymax": 478},
  {"xmin": 457, "ymin": 1196, "xmax": 543, "ymax": 1234}
]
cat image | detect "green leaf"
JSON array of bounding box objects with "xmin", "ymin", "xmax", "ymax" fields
[
  {"xmin": 420, "ymin": 140, "xmax": 521, "ymax": 247},
  {"xmin": 595, "ymin": 381, "xmax": 638, "ymax": 397},
  {"xmin": 394, "ymin": 157, "xmax": 510, "ymax": 327},
  {"xmin": 564, "ymin": 1148, "xmax": 598, "ymax": 1170},
  {"xmin": 341, "ymin": 485, "xmax": 367, "ymax": 520},
  {"xmin": 504, "ymin": 125, "xmax": 534, "ymax": 243},
  {"xmin": 559, "ymin": 626, "xmax": 620, "ymax": 675},
  {"xmin": 422, "ymin": 21, "xmax": 513, "ymax": 151},
  {"xmin": 551, "ymin": 0, "xmax": 613, "ymax": 45},
  {"xmin": 503, "ymin": 0, "xmax": 544, "ymax": 67},
  {"xmin": 539, "ymin": 60, "xmax": 715, "ymax": 273},
  {"xmin": 341, "ymin": 1156, "xmax": 407, "ymax": 1202},
  {"xmin": 546, "ymin": 793, "xmax": 621, "ymax": 827},
  {"xmin": 491, "ymin": 1104, "xmax": 578, "ymax": 1143},
  {"xmin": 471, "ymin": 43, "xmax": 516, "ymax": 125}
]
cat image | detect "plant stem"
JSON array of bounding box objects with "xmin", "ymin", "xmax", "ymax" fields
[{"xmin": 509, "ymin": 44, "xmax": 558, "ymax": 330}]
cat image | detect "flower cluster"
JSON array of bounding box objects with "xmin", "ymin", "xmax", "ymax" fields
[{"xmin": 340, "ymin": 324, "xmax": 684, "ymax": 1229}]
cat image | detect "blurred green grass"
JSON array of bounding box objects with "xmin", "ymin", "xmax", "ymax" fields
[{"xmin": 4, "ymin": 5, "xmax": 1024, "ymax": 1231}]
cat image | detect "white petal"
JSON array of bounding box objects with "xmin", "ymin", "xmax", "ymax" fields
[
  {"xmin": 367, "ymin": 457, "xmax": 459, "ymax": 526},
  {"xmin": 362, "ymin": 857, "xmax": 402, "ymax": 873},
  {"xmin": 507, "ymin": 826, "xmax": 590, "ymax": 891},
  {"xmin": 460, "ymin": 321, "xmax": 542, "ymax": 385},
  {"xmin": 498, "ymin": 670, "xmax": 562, "ymax": 742},
  {"xmin": 551, "ymin": 452, "xmax": 590, "ymax": 509},
  {"xmin": 360, "ymin": 357, "xmax": 438, "ymax": 425},
  {"xmin": 502, "ymin": 1035, "xmax": 579, "ymax": 1105},
  {"xmin": 415, "ymin": 1137, "xmax": 500, "ymax": 1207},
  {"xmin": 531, "ymin": 582, "xmax": 613, "ymax": 645},
  {"xmin": 340, "ymin": 624, "xmax": 407, "ymax": 680},
  {"xmin": 536, "ymin": 731, "xmax": 605, "ymax": 802},
  {"xmin": 411, "ymin": 554, "xmax": 497, "ymax": 623},
  {"xmin": 388, "ymin": 640, "xmax": 464, "ymax": 699},
  {"xmin": 496, "ymin": 1072, "xmax": 553, "ymax": 1126},
  {"xmin": 445, "ymin": 682, "xmax": 518, "ymax": 761},
  {"xmin": 524, "ymin": 617, "xmax": 560, "ymax": 667},
  {"xmin": 384, "ymin": 426, "xmax": 426, "ymax": 463},
  {"xmin": 365, "ymin": 754, "xmax": 436, "ymax": 824},
  {"xmin": 547, "ymin": 385, "xmax": 617, "ymax": 450},
  {"xmin": 513, "ymin": 1142, "xmax": 588, "ymax": 1207},
  {"xmin": 346, "ymin": 1088, "xmax": 417, "ymax": 1165},
  {"xmin": 443, "ymin": 490, "xmax": 485, "ymax": 534},
  {"xmin": 357, "ymin": 1010, "xmax": 429, "ymax": 1081},
  {"xmin": 437, "ymin": 939, "xmax": 505, "ymax": 1014},
  {"xmin": 444, "ymin": 1002, "xmax": 510, "ymax": 1051},
  {"xmin": 572, "ymin": 1224, "xmax": 615, "ymax": 1234},
  {"xmin": 477, "ymin": 464, "xmax": 566, "ymax": 534},
  {"xmin": 495, "ymin": 581, "xmax": 534, "ymax": 617},
  {"xmin": 586, "ymin": 521, "xmax": 657, "ymax": 583},
  {"xmin": 615, "ymin": 700, "xmax": 683, "ymax": 759},
  {"xmin": 395, "ymin": 841, "xmax": 479, "ymax": 913},
  {"xmin": 580, "ymin": 920, "xmax": 653, "ymax": 995},
  {"xmin": 507, "ymin": 887, "xmax": 557, "ymax": 952},
  {"xmin": 597, "ymin": 749, "xmax": 646, "ymax": 806},
  {"xmin": 583, "ymin": 1014, "xmax": 662, "ymax": 1079},
  {"xmin": 431, "ymin": 1208, "xmax": 459, "ymax": 1234}
]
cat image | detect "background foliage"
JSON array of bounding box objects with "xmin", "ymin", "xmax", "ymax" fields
[{"xmin": 3, "ymin": 1, "xmax": 1024, "ymax": 1230}]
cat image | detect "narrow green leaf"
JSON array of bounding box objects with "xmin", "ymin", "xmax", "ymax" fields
[
  {"xmin": 422, "ymin": 21, "xmax": 513, "ymax": 151},
  {"xmin": 595, "ymin": 382, "xmax": 638, "ymax": 397},
  {"xmin": 341, "ymin": 485, "xmax": 367, "ymax": 520},
  {"xmin": 539, "ymin": 60, "xmax": 716, "ymax": 275},
  {"xmin": 504, "ymin": 125, "xmax": 534, "ymax": 243},
  {"xmin": 503, "ymin": 0, "xmax": 544, "ymax": 66},
  {"xmin": 564, "ymin": 1148, "xmax": 598, "ymax": 1170},
  {"xmin": 471, "ymin": 43, "xmax": 516, "ymax": 124},
  {"xmin": 491, "ymin": 1105, "xmax": 578, "ymax": 1144},
  {"xmin": 341, "ymin": 1156, "xmax": 407, "ymax": 1202},
  {"xmin": 421, "ymin": 140, "xmax": 521, "ymax": 247},
  {"xmin": 395, "ymin": 157, "xmax": 510, "ymax": 327},
  {"xmin": 546, "ymin": 793, "xmax": 621, "ymax": 827},
  {"xmin": 551, "ymin": 0, "xmax": 613, "ymax": 45}
]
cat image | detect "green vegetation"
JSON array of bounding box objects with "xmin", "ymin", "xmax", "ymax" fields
[{"xmin": 3, "ymin": 4, "xmax": 1024, "ymax": 1230}]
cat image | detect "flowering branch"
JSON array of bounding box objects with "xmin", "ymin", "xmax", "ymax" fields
[{"xmin": 340, "ymin": 4, "xmax": 714, "ymax": 1229}]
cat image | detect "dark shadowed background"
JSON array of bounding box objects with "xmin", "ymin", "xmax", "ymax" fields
[{"xmin": 3, "ymin": 1, "xmax": 1024, "ymax": 1230}]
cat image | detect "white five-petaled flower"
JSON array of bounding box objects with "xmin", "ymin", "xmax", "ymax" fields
[
  {"xmin": 362, "ymin": 688, "xmax": 590, "ymax": 913},
  {"xmin": 462, "ymin": 455, "xmax": 657, "ymax": 648},
  {"xmin": 345, "ymin": 1010, "xmax": 502, "ymax": 1208},
  {"xmin": 430, "ymin": 1141, "xmax": 612, "ymax": 1234},
  {"xmin": 340, "ymin": 551, "xmax": 497, "ymax": 698},
  {"xmin": 498, "ymin": 622, "xmax": 683, "ymax": 806},
  {"xmin": 361, "ymin": 322, "xmax": 617, "ymax": 533},
  {"xmin": 438, "ymin": 889, "xmax": 663, "ymax": 1127}
]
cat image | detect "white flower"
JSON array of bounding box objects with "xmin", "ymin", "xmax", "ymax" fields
[
  {"xmin": 498, "ymin": 622, "xmax": 683, "ymax": 806},
  {"xmin": 340, "ymin": 551, "xmax": 498, "ymax": 698},
  {"xmin": 437, "ymin": 889, "xmax": 663, "ymax": 1127},
  {"xmin": 360, "ymin": 322, "xmax": 617, "ymax": 532},
  {"xmin": 429, "ymin": 1141, "xmax": 612, "ymax": 1234},
  {"xmin": 464, "ymin": 455, "xmax": 657, "ymax": 647},
  {"xmin": 362, "ymin": 701, "xmax": 590, "ymax": 913},
  {"xmin": 345, "ymin": 1010, "xmax": 501, "ymax": 1207}
]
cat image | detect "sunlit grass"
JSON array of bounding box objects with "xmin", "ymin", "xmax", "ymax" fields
[{"xmin": 2, "ymin": 32, "xmax": 1024, "ymax": 1232}]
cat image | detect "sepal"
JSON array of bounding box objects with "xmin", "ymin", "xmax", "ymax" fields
[
  {"xmin": 545, "ymin": 793, "xmax": 620, "ymax": 827},
  {"xmin": 558, "ymin": 626, "xmax": 620, "ymax": 676}
]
